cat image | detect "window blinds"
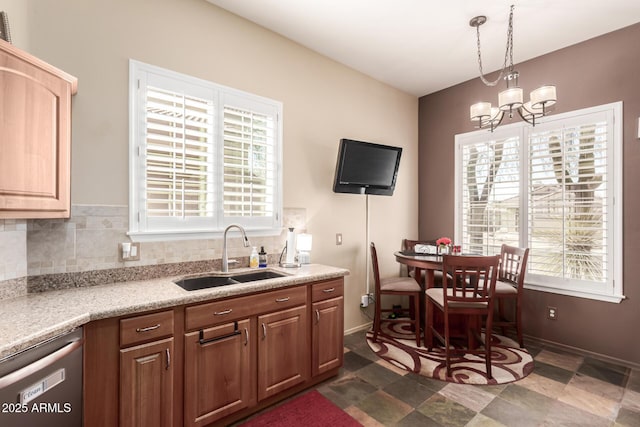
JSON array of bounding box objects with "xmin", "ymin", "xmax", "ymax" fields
[
  {"xmin": 461, "ymin": 135, "xmax": 521, "ymax": 256},
  {"xmin": 145, "ymin": 86, "xmax": 215, "ymax": 218},
  {"xmin": 223, "ymin": 106, "xmax": 275, "ymax": 218},
  {"xmin": 528, "ymin": 120, "xmax": 608, "ymax": 282}
]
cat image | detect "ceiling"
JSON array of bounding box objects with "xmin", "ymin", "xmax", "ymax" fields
[{"xmin": 205, "ymin": 0, "xmax": 640, "ymax": 97}]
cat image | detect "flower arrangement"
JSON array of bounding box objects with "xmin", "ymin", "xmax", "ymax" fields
[
  {"xmin": 436, "ymin": 237, "xmax": 452, "ymax": 255},
  {"xmin": 436, "ymin": 237, "xmax": 452, "ymax": 247}
]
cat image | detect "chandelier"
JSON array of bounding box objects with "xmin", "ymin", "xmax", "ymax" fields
[{"xmin": 469, "ymin": 5, "xmax": 557, "ymax": 132}]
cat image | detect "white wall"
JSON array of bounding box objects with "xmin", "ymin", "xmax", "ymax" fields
[{"xmin": 18, "ymin": 0, "xmax": 418, "ymax": 332}]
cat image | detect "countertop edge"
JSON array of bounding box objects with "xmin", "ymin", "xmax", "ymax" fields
[{"xmin": 0, "ymin": 265, "xmax": 349, "ymax": 360}]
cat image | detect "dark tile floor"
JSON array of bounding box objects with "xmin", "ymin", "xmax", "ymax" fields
[{"xmin": 312, "ymin": 329, "xmax": 640, "ymax": 426}]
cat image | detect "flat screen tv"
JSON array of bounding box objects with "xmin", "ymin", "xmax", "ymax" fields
[{"xmin": 333, "ymin": 139, "xmax": 402, "ymax": 196}]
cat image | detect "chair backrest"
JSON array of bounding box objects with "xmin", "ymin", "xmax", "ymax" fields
[
  {"xmin": 499, "ymin": 244, "xmax": 529, "ymax": 289},
  {"xmin": 370, "ymin": 242, "xmax": 382, "ymax": 295},
  {"xmin": 402, "ymin": 238, "xmax": 437, "ymax": 251},
  {"xmin": 441, "ymin": 255, "xmax": 500, "ymax": 308}
]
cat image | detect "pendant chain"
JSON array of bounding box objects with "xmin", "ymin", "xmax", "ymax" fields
[{"xmin": 476, "ymin": 5, "xmax": 515, "ymax": 87}]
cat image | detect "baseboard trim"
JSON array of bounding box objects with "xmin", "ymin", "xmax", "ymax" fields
[
  {"xmin": 524, "ymin": 334, "xmax": 640, "ymax": 370},
  {"xmin": 344, "ymin": 322, "xmax": 372, "ymax": 336}
]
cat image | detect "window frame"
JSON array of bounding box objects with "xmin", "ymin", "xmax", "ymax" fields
[
  {"xmin": 454, "ymin": 102, "xmax": 623, "ymax": 303},
  {"xmin": 128, "ymin": 60, "xmax": 283, "ymax": 241}
]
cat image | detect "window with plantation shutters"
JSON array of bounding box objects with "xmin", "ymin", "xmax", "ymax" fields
[
  {"xmin": 223, "ymin": 104, "xmax": 275, "ymax": 221},
  {"xmin": 455, "ymin": 102, "xmax": 623, "ymax": 302},
  {"xmin": 129, "ymin": 61, "xmax": 282, "ymax": 239},
  {"xmin": 460, "ymin": 132, "xmax": 521, "ymax": 257},
  {"xmin": 145, "ymin": 86, "xmax": 214, "ymax": 220}
]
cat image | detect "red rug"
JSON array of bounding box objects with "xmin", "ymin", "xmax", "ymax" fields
[{"xmin": 239, "ymin": 390, "xmax": 362, "ymax": 427}]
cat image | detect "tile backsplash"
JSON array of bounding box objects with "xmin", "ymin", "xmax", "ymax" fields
[
  {"xmin": 0, "ymin": 205, "xmax": 306, "ymax": 296},
  {"xmin": 0, "ymin": 219, "xmax": 28, "ymax": 282}
]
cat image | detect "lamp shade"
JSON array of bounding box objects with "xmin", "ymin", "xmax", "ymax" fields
[
  {"xmin": 530, "ymin": 85, "xmax": 557, "ymax": 108},
  {"xmin": 498, "ymin": 87, "xmax": 523, "ymax": 111},
  {"xmin": 470, "ymin": 102, "xmax": 492, "ymax": 120},
  {"xmin": 296, "ymin": 233, "xmax": 312, "ymax": 252},
  {"xmin": 296, "ymin": 233, "xmax": 312, "ymax": 264}
]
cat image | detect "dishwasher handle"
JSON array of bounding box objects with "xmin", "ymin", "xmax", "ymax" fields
[{"xmin": 0, "ymin": 338, "xmax": 83, "ymax": 389}]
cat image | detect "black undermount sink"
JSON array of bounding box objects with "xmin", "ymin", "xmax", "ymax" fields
[
  {"xmin": 174, "ymin": 270, "xmax": 287, "ymax": 291},
  {"xmin": 230, "ymin": 270, "xmax": 287, "ymax": 283}
]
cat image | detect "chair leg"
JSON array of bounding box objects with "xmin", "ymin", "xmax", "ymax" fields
[
  {"xmin": 373, "ymin": 296, "xmax": 381, "ymax": 342},
  {"xmin": 444, "ymin": 311, "xmax": 451, "ymax": 378},
  {"xmin": 414, "ymin": 293, "xmax": 421, "ymax": 347},
  {"xmin": 485, "ymin": 316, "xmax": 493, "ymax": 379},
  {"xmin": 516, "ymin": 299, "xmax": 523, "ymax": 348},
  {"xmin": 425, "ymin": 298, "xmax": 433, "ymax": 351}
]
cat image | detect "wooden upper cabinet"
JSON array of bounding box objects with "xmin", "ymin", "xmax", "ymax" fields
[{"xmin": 0, "ymin": 39, "xmax": 77, "ymax": 218}]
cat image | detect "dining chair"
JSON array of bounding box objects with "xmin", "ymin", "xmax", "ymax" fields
[
  {"xmin": 371, "ymin": 242, "xmax": 422, "ymax": 347},
  {"xmin": 425, "ymin": 254, "xmax": 500, "ymax": 379},
  {"xmin": 402, "ymin": 238, "xmax": 444, "ymax": 287},
  {"xmin": 493, "ymin": 244, "xmax": 529, "ymax": 347}
]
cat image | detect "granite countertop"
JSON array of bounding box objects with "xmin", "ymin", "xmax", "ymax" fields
[{"xmin": 0, "ymin": 264, "xmax": 348, "ymax": 360}]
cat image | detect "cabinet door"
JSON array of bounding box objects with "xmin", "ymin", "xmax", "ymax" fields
[
  {"xmin": 312, "ymin": 296, "xmax": 344, "ymax": 376},
  {"xmin": 184, "ymin": 319, "xmax": 253, "ymax": 427},
  {"xmin": 120, "ymin": 337, "xmax": 174, "ymax": 427},
  {"xmin": 0, "ymin": 41, "xmax": 76, "ymax": 218},
  {"xmin": 257, "ymin": 305, "xmax": 309, "ymax": 401}
]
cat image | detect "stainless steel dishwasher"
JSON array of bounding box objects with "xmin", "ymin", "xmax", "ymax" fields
[{"xmin": 0, "ymin": 327, "xmax": 83, "ymax": 427}]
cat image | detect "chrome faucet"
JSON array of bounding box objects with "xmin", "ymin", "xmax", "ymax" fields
[{"xmin": 222, "ymin": 224, "xmax": 250, "ymax": 272}]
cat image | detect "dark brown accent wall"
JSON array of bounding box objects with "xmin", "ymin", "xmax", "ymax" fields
[{"xmin": 419, "ymin": 23, "xmax": 640, "ymax": 365}]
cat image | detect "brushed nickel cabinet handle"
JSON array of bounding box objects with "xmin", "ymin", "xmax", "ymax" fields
[
  {"xmin": 322, "ymin": 288, "xmax": 335, "ymax": 293},
  {"xmin": 315, "ymin": 309, "xmax": 320, "ymax": 323},
  {"xmin": 262, "ymin": 323, "xmax": 267, "ymax": 339},
  {"xmin": 214, "ymin": 309, "xmax": 233, "ymax": 316},
  {"xmin": 275, "ymin": 297, "xmax": 290, "ymax": 303},
  {"xmin": 136, "ymin": 324, "xmax": 160, "ymax": 333},
  {"xmin": 244, "ymin": 328, "xmax": 249, "ymax": 346},
  {"xmin": 165, "ymin": 348, "xmax": 170, "ymax": 370}
]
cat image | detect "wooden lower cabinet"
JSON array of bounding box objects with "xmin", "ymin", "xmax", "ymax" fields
[
  {"xmin": 312, "ymin": 296, "xmax": 344, "ymax": 376},
  {"xmin": 84, "ymin": 278, "xmax": 344, "ymax": 427},
  {"xmin": 120, "ymin": 337, "xmax": 174, "ymax": 427},
  {"xmin": 258, "ymin": 305, "xmax": 309, "ymax": 401},
  {"xmin": 183, "ymin": 319, "xmax": 254, "ymax": 427}
]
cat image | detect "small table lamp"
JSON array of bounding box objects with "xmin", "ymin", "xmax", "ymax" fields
[{"xmin": 296, "ymin": 233, "xmax": 313, "ymax": 264}]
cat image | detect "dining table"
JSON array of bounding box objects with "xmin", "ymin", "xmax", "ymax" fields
[
  {"xmin": 394, "ymin": 251, "xmax": 444, "ymax": 291},
  {"xmin": 394, "ymin": 250, "xmax": 480, "ymax": 348},
  {"xmin": 393, "ymin": 251, "xmax": 443, "ymax": 344}
]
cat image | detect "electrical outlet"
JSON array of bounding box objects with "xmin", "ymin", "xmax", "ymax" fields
[
  {"xmin": 119, "ymin": 242, "xmax": 141, "ymax": 262},
  {"xmin": 360, "ymin": 294, "xmax": 369, "ymax": 307},
  {"xmin": 547, "ymin": 306, "xmax": 558, "ymax": 320},
  {"xmin": 336, "ymin": 233, "xmax": 343, "ymax": 245}
]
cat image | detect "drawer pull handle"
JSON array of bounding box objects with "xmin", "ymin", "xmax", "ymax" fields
[
  {"xmin": 275, "ymin": 297, "xmax": 290, "ymax": 303},
  {"xmin": 165, "ymin": 348, "xmax": 170, "ymax": 370},
  {"xmin": 199, "ymin": 321, "xmax": 240, "ymax": 345},
  {"xmin": 136, "ymin": 324, "xmax": 161, "ymax": 333},
  {"xmin": 322, "ymin": 288, "xmax": 336, "ymax": 293},
  {"xmin": 213, "ymin": 309, "xmax": 233, "ymax": 316}
]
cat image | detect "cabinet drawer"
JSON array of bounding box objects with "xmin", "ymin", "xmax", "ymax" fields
[
  {"xmin": 120, "ymin": 310, "xmax": 174, "ymax": 347},
  {"xmin": 311, "ymin": 279, "xmax": 344, "ymax": 302},
  {"xmin": 186, "ymin": 286, "xmax": 307, "ymax": 331}
]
